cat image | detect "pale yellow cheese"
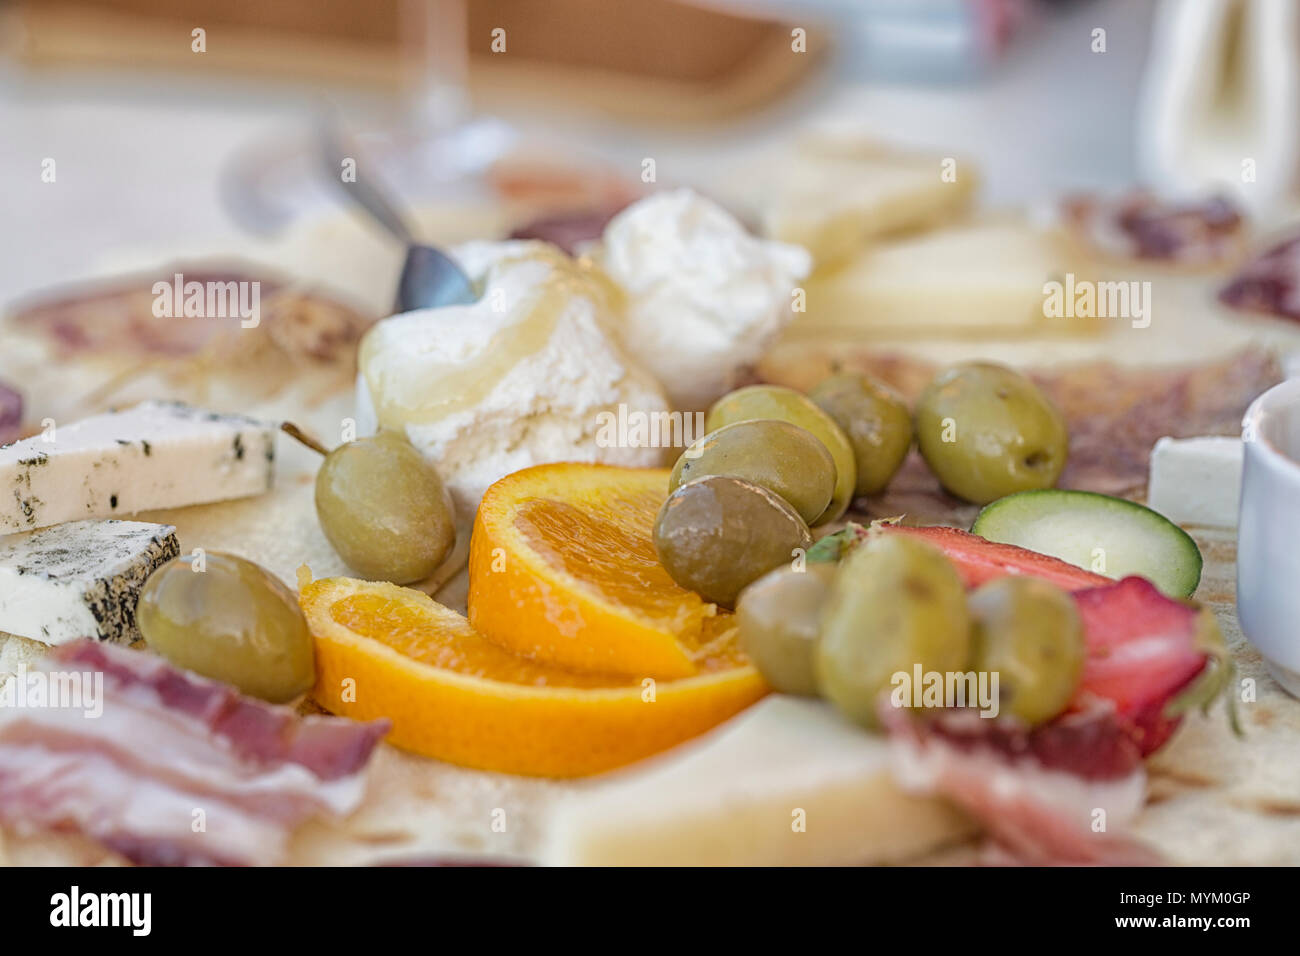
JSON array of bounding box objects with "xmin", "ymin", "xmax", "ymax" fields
[
  {"xmin": 795, "ymin": 221, "xmax": 1087, "ymax": 336},
  {"xmin": 712, "ymin": 134, "xmax": 977, "ymax": 269},
  {"xmin": 769, "ymin": 158, "xmax": 975, "ymax": 268},
  {"xmin": 541, "ymin": 696, "xmax": 972, "ymax": 866}
]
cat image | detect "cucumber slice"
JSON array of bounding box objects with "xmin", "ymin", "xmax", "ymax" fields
[{"xmin": 971, "ymin": 489, "xmax": 1202, "ymax": 598}]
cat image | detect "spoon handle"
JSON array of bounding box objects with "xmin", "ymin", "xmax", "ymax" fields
[{"xmin": 315, "ymin": 121, "xmax": 415, "ymax": 245}]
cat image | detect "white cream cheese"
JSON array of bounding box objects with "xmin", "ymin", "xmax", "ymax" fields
[
  {"xmin": 357, "ymin": 242, "xmax": 669, "ymax": 516},
  {"xmin": 594, "ymin": 189, "xmax": 812, "ymax": 410}
]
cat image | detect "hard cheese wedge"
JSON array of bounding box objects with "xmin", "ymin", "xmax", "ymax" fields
[
  {"xmin": 765, "ymin": 154, "xmax": 976, "ymax": 268},
  {"xmin": 721, "ymin": 136, "xmax": 977, "ymax": 269},
  {"xmin": 0, "ymin": 401, "xmax": 274, "ymax": 533},
  {"xmin": 0, "ymin": 519, "xmax": 178, "ymax": 644},
  {"xmin": 541, "ymin": 696, "xmax": 973, "ymax": 865},
  {"xmin": 797, "ymin": 222, "xmax": 1087, "ymax": 336}
]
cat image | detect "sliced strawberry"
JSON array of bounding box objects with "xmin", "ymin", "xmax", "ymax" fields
[
  {"xmin": 1071, "ymin": 576, "xmax": 1230, "ymax": 755},
  {"xmin": 880, "ymin": 523, "xmax": 1111, "ymax": 591},
  {"xmin": 823, "ymin": 523, "xmax": 1231, "ymax": 757}
]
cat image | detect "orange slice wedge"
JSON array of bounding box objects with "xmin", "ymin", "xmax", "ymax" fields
[
  {"xmin": 301, "ymin": 576, "xmax": 766, "ymax": 778},
  {"xmin": 470, "ymin": 463, "xmax": 724, "ymax": 679}
]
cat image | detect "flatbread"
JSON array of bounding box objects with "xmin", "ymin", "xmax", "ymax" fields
[{"xmin": 5, "ymin": 203, "xmax": 1300, "ymax": 866}]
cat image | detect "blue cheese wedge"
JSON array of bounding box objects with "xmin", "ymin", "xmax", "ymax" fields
[
  {"xmin": 0, "ymin": 519, "xmax": 179, "ymax": 645},
  {"xmin": 0, "ymin": 401, "xmax": 274, "ymax": 533}
]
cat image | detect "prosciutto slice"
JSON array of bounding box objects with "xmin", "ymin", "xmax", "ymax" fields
[
  {"xmin": 886, "ymin": 703, "xmax": 1155, "ymax": 865},
  {"xmin": 0, "ymin": 383, "xmax": 19, "ymax": 445},
  {"xmin": 0, "ymin": 641, "xmax": 387, "ymax": 866},
  {"xmin": 883, "ymin": 577, "xmax": 1229, "ymax": 865},
  {"xmin": 1062, "ymin": 191, "xmax": 1244, "ymax": 266},
  {"xmin": 1219, "ymin": 233, "xmax": 1300, "ymax": 322}
]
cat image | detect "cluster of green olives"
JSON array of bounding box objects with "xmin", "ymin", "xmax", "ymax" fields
[
  {"xmin": 806, "ymin": 362, "xmax": 1069, "ymax": 509},
  {"xmin": 737, "ymin": 534, "xmax": 1085, "ymax": 729},
  {"xmin": 654, "ymin": 384, "xmax": 874, "ymax": 607},
  {"xmin": 654, "ymin": 361, "xmax": 1067, "ymax": 606}
]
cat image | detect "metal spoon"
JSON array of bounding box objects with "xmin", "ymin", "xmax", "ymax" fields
[{"xmin": 316, "ymin": 122, "xmax": 478, "ymax": 312}]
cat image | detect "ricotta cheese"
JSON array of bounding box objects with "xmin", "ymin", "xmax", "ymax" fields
[
  {"xmin": 594, "ymin": 189, "xmax": 812, "ymax": 410},
  {"xmin": 357, "ymin": 244, "xmax": 670, "ymax": 516}
]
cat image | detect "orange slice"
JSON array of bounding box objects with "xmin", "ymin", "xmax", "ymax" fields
[
  {"xmin": 470, "ymin": 463, "xmax": 725, "ymax": 679},
  {"xmin": 302, "ymin": 576, "xmax": 766, "ymax": 778}
]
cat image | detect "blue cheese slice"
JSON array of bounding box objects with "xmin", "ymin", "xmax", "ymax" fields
[
  {"xmin": 0, "ymin": 519, "xmax": 179, "ymax": 645},
  {"xmin": 0, "ymin": 401, "xmax": 274, "ymax": 533}
]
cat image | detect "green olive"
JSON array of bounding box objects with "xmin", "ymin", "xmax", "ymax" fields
[
  {"xmin": 670, "ymin": 420, "xmax": 836, "ymax": 526},
  {"xmin": 315, "ymin": 430, "xmax": 456, "ymax": 585},
  {"xmin": 810, "ymin": 372, "xmax": 913, "ymax": 496},
  {"xmin": 968, "ymin": 576, "xmax": 1085, "ymax": 726},
  {"xmin": 816, "ymin": 534, "xmax": 970, "ymax": 728},
  {"xmin": 705, "ymin": 385, "xmax": 857, "ymax": 525},
  {"xmin": 654, "ymin": 475, "xmax": 813, "ymax": 608},
  {"xmin": 915, "ymin": 363, "xmax": 1068, "ymax": 505},
  {"xmin": 737, "ymin": 562, "xmax": 837, "ymax": 695},
  {"xmin": 137, "ymin": 552, "xmax": 315, "ymax": 703}
]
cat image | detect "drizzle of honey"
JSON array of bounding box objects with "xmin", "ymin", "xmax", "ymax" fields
[{"xmin": 360, "ymin": 249, "xmax": 624, "ymax": 431}]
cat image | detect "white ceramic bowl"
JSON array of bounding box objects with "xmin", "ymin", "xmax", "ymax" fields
[{"xmin": 1239, "ymin": 378, "xmax": 1300, "ymax": 698}]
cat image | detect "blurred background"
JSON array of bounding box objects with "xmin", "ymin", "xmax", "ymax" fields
[{"xmin": 1, "ymin": 0, "xmax": 1296, "ymax": 305}]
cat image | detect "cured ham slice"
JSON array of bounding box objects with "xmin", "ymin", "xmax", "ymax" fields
[
  {"xmin": 886, "ymin": 705, "xmax": 1156, "ymax": 865},
  {"xmin": 883, "ymin": 576, "xmax": 1228, "ymax": 864},
  {"xmin": 0, "ymin": 641, "xmax": 387, "ymax": 866},
  {"xmin": 0, "ymin": 383, "xmax": 19, "ymax": 445},
  {"xmin": 1061, "ymin": 192, "xmax": 1245, "ymax": 266},
  {"xmin": 1219, "ymin": 233, "xmax": 1300, "ymax": 323},
  {"xmin": 508, "ymin": 205, "xmax": 629, "ymax": 255}
]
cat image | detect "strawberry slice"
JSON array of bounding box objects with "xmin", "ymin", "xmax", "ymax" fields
[
  {"xmin": 880, "ymin": 523, "xmax": 1111, "ymax": 591},
  {"xmin": 1071, "ymin": 576, "xmax": 1231, "ymax": 755},
  {"xmin": 839, "ymin": 523, "xmax": 1232, "ymax": 755}
]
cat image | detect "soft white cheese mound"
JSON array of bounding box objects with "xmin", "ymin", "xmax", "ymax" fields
[
  {"xmin": 357, "ymin": 242, "xmax": 669, "ymax": 517},
  {"xmin": 595, "ymin": 189, "xmax": 812, "ymax": 410}
]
